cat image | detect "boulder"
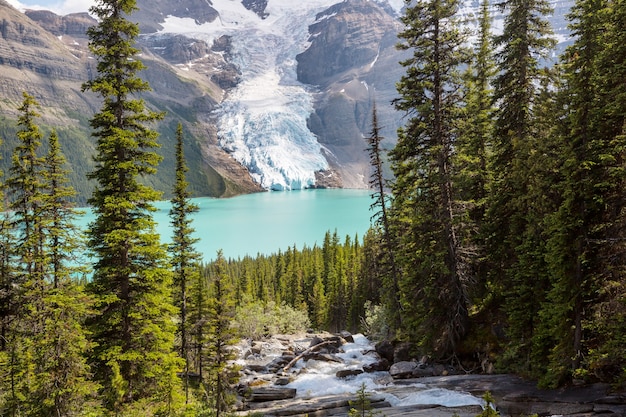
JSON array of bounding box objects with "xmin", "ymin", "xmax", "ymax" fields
[
  {"xmin": 339, "ymin": 330, "xmax": 355, "ymax": 343},
  {"xmin": 393, "ymin": 342, "xmax": 413, "ymax": 362},
  {"xmin": 364, "ymin": 358, "xmax": 391, "ymax": 372},
  {"xmin": 336, "ymin": 369, "xmax": 364, "ymax": 378},
  {"xmin": 375, "ymin": 340, "xmax": 395, "ymax": 362},
  {"xmin": 305, "ymin": 353, "xmax": 344, "ymax": 363},
  {"xmin": 389, "ymin": 361, "xmax": 418, "ymax": 379}
]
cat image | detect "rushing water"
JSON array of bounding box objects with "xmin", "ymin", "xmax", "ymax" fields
[
  {"xmin": 78, "ymin": 189, "xmax": 373, "ymax": 261},
  {"xmin": 265, "ymin": 334, "xmax": 486, "ymax": 408}
]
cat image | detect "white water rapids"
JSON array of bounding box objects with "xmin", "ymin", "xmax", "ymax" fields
[{"xmin": 269, "ymin": 334, "xmax": 485, "ymax": 408}]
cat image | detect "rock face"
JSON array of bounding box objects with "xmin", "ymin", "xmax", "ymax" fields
[
  {"xmin": 0, "ymin": 0, "xmax": 262, "ymax": 203},
  {"xmin": 297, "ymin": 0, "xmax": 408, "ymax": 189},
  {"xmin": 131, "ymin": 0, "xmax": 219, "ymax": 33}
]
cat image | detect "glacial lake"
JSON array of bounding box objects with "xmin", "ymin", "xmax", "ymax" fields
[{"xmin": 79, "ymin": 189, "xmax": 374, "ymax": 261}]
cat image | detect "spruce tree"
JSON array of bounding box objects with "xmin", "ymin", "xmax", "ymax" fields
[
  {"xmin": 542, "ymin": 0, "xmax": 626, "ymax": 385},
  {"xmin": 1, "ymin": 95, "xmax": 98, "ymax": 416},
  {"xmin": 366, "ymin": 102, "xmax": 401, "ymax": 332},
  {"xmin": 390, "ymin": 0, "xmax": 471, "ymax": 356},
  {"xmin": 206, "ymin": 251, "xmax": 239, "ymax": 417},
  {"xmin": 24, "ymin": 130, "xmax": 99, "ymax": 416},
  {"xmin": 456, "ymin": 0, "xmax": 495, "ymax": 291},
  {"xmin": 168, "ymin": 123, "xmax": 201, "ymax": 403},
  {"xmin": 2, "ymin": 92, "xmax": 48, "ymax": 415},
  {"xmin": 81, "ymin": 0, "xmax": 182, "ymax": 413},
  {"xmin": 485, "ymin": 0, "xmax": 556, "ymax": 371}
]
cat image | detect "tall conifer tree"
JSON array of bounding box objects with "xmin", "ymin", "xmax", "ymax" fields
[
  {"xmin": 366, "ymin": 102, "xmax": 401, "ymax": 332},
  {"xmin": 169, "ymin": 123, "xmax": 201, "ymax": 403},
  {"xmin": 543, "ymin": 0, "xmax": 626, "ymax": 385},
  {"xmin": 390, "ymin": 0, "xmax": 471, "ymax": 356},
  {"xmin": 486, "ymin": 0, "xmax": 556, "ymax": 370},
  {"xmin": 207, "ymin": 251, "xmax": 239, "ymax": 417},
  {"xmin": 81, "ymin": 0, "xmax": 182, "ymax": 413}
]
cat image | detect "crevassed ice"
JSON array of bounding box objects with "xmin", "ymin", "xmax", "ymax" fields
[{"xmin": 160, "ymin": 0, "xmax": 354, "ymax": 190}]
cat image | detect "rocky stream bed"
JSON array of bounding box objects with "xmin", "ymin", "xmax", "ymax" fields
[{"xmin": 232, "ymin": 332, "xmax": 626, "ymax": 417}]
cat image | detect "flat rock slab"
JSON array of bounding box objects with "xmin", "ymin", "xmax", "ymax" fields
[
  {"xmin": 243, "ymin": 393, "xmax": 389, "ymax": 416},
  {"xmin": 392, "ymin": 375, "xmax": 626, "ymax": 417},
  {"xmin": 249, "ymin": 387, "xmax": 297, "ymax": 402}
]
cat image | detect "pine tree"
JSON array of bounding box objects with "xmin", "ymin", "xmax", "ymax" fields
[
  {"xmin": 456, "ymin": 0, "xmax": 495, "ymax": 295},
  {"xmin": 390, "ymin": 0, "xmax": 471, "ymax": 356},
  {"xmin": 0, "ymin": 137, "xmax": 14, "ymax": 355},
  {"xmin": 1, "ymin": 95, "xmax": 98, "ymax": 416},
  {"xmin": 28, "ymin": 129, "xmax": 99, "ymax": 416},
  {"xmin": 81, "ymin": 0, "xmax": 182, "ymax": 413},
  {"xmin": 43, "ymin": 130, "xmax": 89, "ymax": 286},
  {"xmin": 5, "ymin": 92, "xmax": 46, "ymax": 290},
  {"xmin": 168, "ymin": 123, "xmax": 201, "ymax": 403}
]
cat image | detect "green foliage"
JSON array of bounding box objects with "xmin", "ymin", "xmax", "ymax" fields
[
  {"xmin": 169, "ymin": 123, "xmax": 202, "ymax": 403},
  {"xmin": 349, "ymin": 383, "xmax": 382, "ymax": 417},
  {"xmin": 205, "ymin": 251, "xmax": 240, "ymax": 417},
  {"xmin": 476, "ymin": 392, "xmax": 499, "ymax": 417},
  {"xmin": 390, "ymin": 0, "xmax": 474, "ymax": 356},
  {"xmin": 360, "ymin": 301, "xmax": 391, "ymax": 342},
  {"xmin": 81, "ymin": 0, "xmax": 183, "ymax": 413},
  {"xmin": 234, "ymin": 299, "xmax": 311, "ymax": 339}
]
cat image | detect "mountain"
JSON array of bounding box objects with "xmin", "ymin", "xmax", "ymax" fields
[
  {"xmin": 0, "ymin": 0, "xmax": 263, "ymax": 203},
  {"xmin": 0, "ymin": 0, "xmax": 573, "ymax": 200}
]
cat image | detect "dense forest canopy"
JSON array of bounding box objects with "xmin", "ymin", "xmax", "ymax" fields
[{"xmin": 1, "ymin": 0, "xmax": 625, "ymax": 415}]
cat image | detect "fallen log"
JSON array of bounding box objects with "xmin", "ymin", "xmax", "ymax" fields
[{"xmin": 282, "ymin": 340, "xmax": 336, "ymax": 372}]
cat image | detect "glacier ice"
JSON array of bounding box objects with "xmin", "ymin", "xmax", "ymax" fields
[{"xmin": 159, "ymin": 0, "xmax": 354, "ymax": 190}]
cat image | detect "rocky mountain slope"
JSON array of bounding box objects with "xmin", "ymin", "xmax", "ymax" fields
[{"xmin": 0, "ymin": 0, "xmax": 573, "ymax": 200}]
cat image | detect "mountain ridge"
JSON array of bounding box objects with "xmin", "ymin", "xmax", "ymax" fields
[{"xmin": 0, "ymin": 0, "xmax": 573, "ymax": 200}]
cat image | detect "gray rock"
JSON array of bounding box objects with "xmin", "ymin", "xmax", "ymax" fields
[
  {"xmin": 375, "ymin": 340, "xmax": 395, "ymax": 362},
  {"xmin": 248, "ymin": 387, "xmax": 297, "ymax": 402},
  {"xmin": 336, "ymin": 369, "xmax": 364, "ymax": 378},
  {"xmin": 339, "ymin": 330, "xmax": 355, "ymax": 343},
  {"xmin": 389, "ymin": 361, "xmax": 419, "ymax": 379}
]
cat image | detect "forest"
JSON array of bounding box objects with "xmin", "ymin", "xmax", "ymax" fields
[{"xmin": 1, "ymin": 0, "xmax": 625, "ymax": 415}]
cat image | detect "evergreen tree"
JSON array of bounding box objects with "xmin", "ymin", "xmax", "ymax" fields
[
  {"xmin": 28, "ymin": 130, "xmax": 99, "ymax": 416},
  {"xmin": 390, "ymin": 0, "xmax": 471, "ymax": 355},
  {"xmin": 542, "ymin": 0, "xmax": 626, "ymax": 385},
  {"xmin": 456, "ymin": 0, "xmax": 495, "ymax": 299},
  {"xmin": 366, "ymin": 102, "xmax": 401, "ymax": 332},
  {"xmin": 1, "ymin": 95, "xmax": 98, "ymax": 416},
  {"xmin": 81, "ymin": 0, "xmax": 182, "ymax": 413},
  {"xmin": 5, "ymin": 92, "xmax": 46, "ymax": 290},
  {"xmin": 485, "ymin": 0, "xmax": 556, "ymax": 370},
  {"xmin": 0, "ymin": 136, "xmax": 14, "ymax": 355},
  {"xmin": 2, "ymin": 92, "xmax": 48, "ymax": 415},
  {"xmin": 43, "ymin": 130, "xmax": 89, "ymax": 285},
  {"xmin": 206, "ymin": 251, "xmax": 239, "ymax": 417},
  {"xmin": 169, "ymin": 123, "xmax": 201, "ymax": 403}
]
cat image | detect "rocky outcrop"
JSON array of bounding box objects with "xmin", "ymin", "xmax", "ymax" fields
[
  {"xmin": 235, "ymin": 333, "xmax": 626, "ymax": 417},
  {"xmin": 24, "ymin": 10, "xmax": 95, "ymax": 36},
  {"xmin": 242, "ymin": 0, "xmax": 269, "ymax": 19},
  {"xmin": 132, "ymin": 0, "xmax": 219, "ymax": 33},
  {"xmin": 297, "ymin": 0, "xmax": 399, "ymax": 86},
  {"xmin": 297, "ymin": 0, "xmax": 408, "ymax": 189}
]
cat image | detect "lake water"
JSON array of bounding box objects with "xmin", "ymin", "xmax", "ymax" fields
[{"xmin": 79, "ymin": 189, "xmax": 374, "ymax": 261}]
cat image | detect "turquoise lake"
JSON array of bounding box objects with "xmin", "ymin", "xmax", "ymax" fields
[{"xmin": 79, "ymin": 189, "xmax": 374, "ymax": 261}]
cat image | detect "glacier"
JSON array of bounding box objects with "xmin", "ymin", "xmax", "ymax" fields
[
  {"xmin": 159, "ymin": 0, "xmax": 349, "ymax": 190},
  {"xmin": 158, "ymin": 0, "xmax": 406, "ymax": 191}
]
